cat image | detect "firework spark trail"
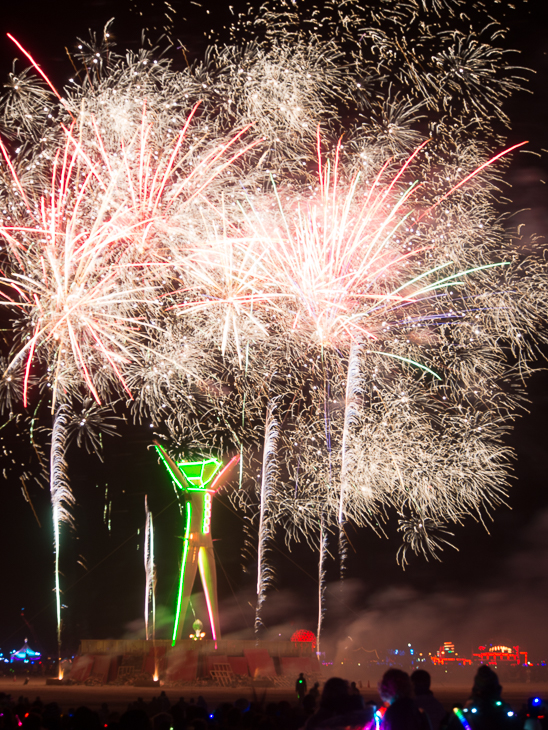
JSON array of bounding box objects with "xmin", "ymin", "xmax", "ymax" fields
[
  {"xmin": 49, "ymin": 402, "xmax": 73, "ymax": 673},
  {"xmin": 317, "ymin": 512, "xmax": 328, "ymax": 654},
  {"xmin": 144, "ymin": 496, "xmax": 156, "ymax": 641},
  {"xmin": 255, "ymin": 399, "xmax": 279, "ymax": 633},
  {"xmin": 338, "ymin": 341, "xmax": 362, "ymax": 577}
]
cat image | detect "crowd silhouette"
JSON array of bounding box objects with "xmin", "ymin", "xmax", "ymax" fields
[{"xmin": 0, "ymin": 666, "xmax": 543, "ymax": 729}]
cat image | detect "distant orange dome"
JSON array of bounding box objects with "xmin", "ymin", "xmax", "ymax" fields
[{"xmin": 291, "ymin": 629, "xmax": 317, "ymax": 649}]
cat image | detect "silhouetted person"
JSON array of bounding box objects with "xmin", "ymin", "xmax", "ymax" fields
[
  {"xmin": 171, "ymin": 697, "xmax": 187, "ymax": 727},
  {"xmin": 196, "ymin": 696, "xmax": 207, "ymax": 712},
  {"xmin": 445, "ymin": 665, "xmax": 519, "ymax": 729},
  {"xmin": 296, "ymin": 673, "xmax": 308, "ymax": 702},
  {"xmin": 224, "ymin": 707, "xmax": 243, "ymax": 728},
  {"xmin": 152, "ymin": 712, "xmax": 172, "ymax": 730},
  {"xmin": 310, "ymin": 682, "xmax": 321, "ymax": 702},
  {"xmin": 303, "ymin": 677, "xmax": 349, "ymax": 729},
  {"xmin": 41, "ymin": 701, "xmax": 62, "ymax": 730},
  {"xmin": 119, "ymin": 709, "xmax": 151, "ymax": 730},
  {"xmin": 411, "ymin": 669, "xmax": 446, "ymax": 730},
  {"xmin": 303, "ymin": 676, "xmax": 373, "ymax": 729},
  {"xmin": 134, "ymin": 698, "xmax": 147, "ymax": 713},
  {"xmin": 303, "ymin": 693, "xmax": 317, "ymax": 714},
  {"xmin": 379, "ymin": 668, "xmax": 431, "ymax": 729},
  {"xmin": 72, "ymin": 707, "xmax": 102, "ymax": 730},
  {"xmin": 158, "ymin": 691, "xmax": 170, "ymax": 713},
  {"xmin": 98, "ymin": 703, "xmax": 110, "ymax": 726}
]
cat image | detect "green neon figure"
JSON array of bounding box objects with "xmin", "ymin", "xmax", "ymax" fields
[{"xmin": 154, "ymin": 442, "xmax": 240, "ymax": 645}]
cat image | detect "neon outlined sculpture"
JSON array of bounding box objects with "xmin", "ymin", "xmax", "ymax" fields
[{"xmin": 154, "ymin": 442, "xmax": 239, "ymax": 645}]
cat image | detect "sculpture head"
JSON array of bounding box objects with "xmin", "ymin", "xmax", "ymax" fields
[{"xmin": 154, "ymin": 442, "xmax": 222, "ymax": 491}]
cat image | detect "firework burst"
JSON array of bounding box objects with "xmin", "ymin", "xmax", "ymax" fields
[{"xmin": 1, "ymin": 1, "xmax": 546, "ymax": 643}]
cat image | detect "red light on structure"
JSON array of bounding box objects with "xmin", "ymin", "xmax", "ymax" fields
[
  {"xmin": 472, "ymin": 645, "xmax": 527, "ymax": 666},
  {"xmin": 431, "ymin": 642, "xmax": 472, "ymax": 666},
  {"xmin": 291, "ymin": 630, "xmax": 317, "ymax": 650}
]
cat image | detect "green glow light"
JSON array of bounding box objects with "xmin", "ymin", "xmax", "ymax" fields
[
  {"xmin": 453, "ymin": 707, "xmax": 471, "ymax": 730},
  {"xmin": 389, "ymin": 262, "xmax": 452, "ymax": 298},
  {"xmin": 414, "ymin": 261, "xmax": 510, "ymax": 296},
  {"xmin": 172, "ymin": 500, "xmax": 192, "ymax": 646},
  {"xmin": 155, "ymin": 445, "xmax": 183, "ymax": 489},
  {"xmin": 367, "ymin": 350, "xmax": 442, "ymax": 380},
  {"xmin": 177, "ymin": 457, "xmax": 223, "ymax": 489},
  {"xmin": 202, "ymin": 492, "xmax": 212, "ymax": 534},
  {"xmin": 154, "ymin": 444, "xmax": 222, "ymax": 490}
]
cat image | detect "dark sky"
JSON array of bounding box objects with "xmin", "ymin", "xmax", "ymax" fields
[{"xmin": 0, "ymin": 0, "xmax": 547, "ymax": 664}]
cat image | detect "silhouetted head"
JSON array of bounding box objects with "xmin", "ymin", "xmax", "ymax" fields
[
  {"xmin": 411, "ymin": 669, "xmax": 432, "ymax": 695},
  {"xmin": 319, "ymin": 677, "xmax": 350, "ymax": 713},
  {"xmin": 234, "ymin": 697, "xmax": 249, "ymax": 713},
  {"xmin": 152, "ymin": 712, "xmax": 172, "ymax": 730},
  {"xmin": 471, "ymin": 665, "xmax": 502, "ymax": 700},
  {"xmin": 72, "ymin": 706, "xmax": 101, "ymax": 730},
  {"xmin": 226, "ymin": 707, "xmax": 242, "ymax": 727},
  {"xmin": 347, "ymin": 694, "xmax": 365, "ymax": 711},
  {"xmin": 119, "ymin": 709, "xmax": 151, "ymax": 730},
  {"xmin": 379, "ymin": 669, "xmax": 413, "ymax": 704}
]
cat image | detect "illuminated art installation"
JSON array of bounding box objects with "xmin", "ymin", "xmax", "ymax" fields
[
  {"xmin": 154, "ymin": 443, "xmax": 239, "ymax": 644},
  {"xmin": 10, "ymin": 639, "xmax": 41, "ymax": 664}
]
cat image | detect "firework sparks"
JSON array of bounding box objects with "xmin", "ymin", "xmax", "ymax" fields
[
  {"xmin": 144, "ymin": 496, "xmax": 156, "ymax": 641},
  {"xmin": 0, "ymin": 44, "xmax": 262, "ymax": 650},
  {"xmin": 1, "ymin": 1, "xmax": 547, "ymax": 638},
  {"xmin": 255, "ymin": 400, "xmax": 280, "ymax": 632},
  {"xmin": 49, "ymin": 403, "xmax": 73, "ymax": 674}
]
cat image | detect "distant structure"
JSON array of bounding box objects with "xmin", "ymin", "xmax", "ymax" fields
[
  {"xmin": 431, "ymin": 641, "xmax": 472, "ymax": 666},
  {"xmin": 291, "ymin": 629, "xmax": 317, "ymax": 651},
  {"xmin": 431, "ymin": 642, "xmax": 528, "ymax": 667},
  {"xmin": 10, "ymin": 639, "xmax": 41, "ymax": 664},
  {"xmin": 154, "ymin": 442, "xmax": 239, "ymax": 645},
  {"xmin": 473, "ymin": 645, "xmax": 528, "ymax": 666}
]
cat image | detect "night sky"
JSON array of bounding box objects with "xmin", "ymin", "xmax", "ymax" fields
[{"xmin": 0, "ymin": 0, "xmax": 547, "ymax": 664}]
